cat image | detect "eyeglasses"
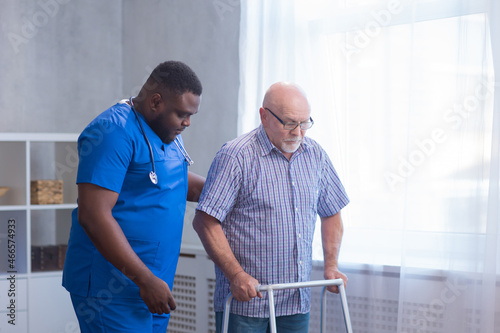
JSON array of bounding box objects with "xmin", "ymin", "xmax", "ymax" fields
[{"xmin": 264, "ymin": 108, "xmax": 314, "ymax": 130}]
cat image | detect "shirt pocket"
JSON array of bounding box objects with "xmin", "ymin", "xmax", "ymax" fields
[
  {"xmin": 128, "ymin": 238, "xmax": 160, "ymax": 270},
  {"xmin": 88, "ymin": 238, "xmax": 160, "ymax": 298}
]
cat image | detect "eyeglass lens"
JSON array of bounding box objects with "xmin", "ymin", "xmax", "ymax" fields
[{"xmin": 284, "ymin": 121, "xmax": 313, "ymax": 130}]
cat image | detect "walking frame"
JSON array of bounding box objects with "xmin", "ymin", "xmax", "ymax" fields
[{"xmin": 222, "ymin": 278, "xmax": 353, "ymax": 333}]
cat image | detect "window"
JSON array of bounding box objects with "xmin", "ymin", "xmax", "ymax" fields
[{"xmin": 240, "ymin": 0, "xmax": 496, "ymax": 271}]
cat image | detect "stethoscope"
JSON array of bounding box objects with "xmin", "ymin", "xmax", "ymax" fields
[{"xmin": 129, "ymin": 97, "xmax": 194, "ymax": 185}]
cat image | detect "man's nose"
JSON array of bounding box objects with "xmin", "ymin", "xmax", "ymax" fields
[
  {"xmin": 182, "ymin": 116, "xmax": 191, "ymax": 127},
  {"xmin": 290, "ymin": 124, "xmax": 302, "ymax": 135}
]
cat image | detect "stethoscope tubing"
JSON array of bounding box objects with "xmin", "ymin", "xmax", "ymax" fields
[
  {"xmin": 129, "ymin": 97, "xmax": 193, "ymax": 184},
  {"xmin": 174, "ymin": 137, "xmax": 194, "ymax": 166}
]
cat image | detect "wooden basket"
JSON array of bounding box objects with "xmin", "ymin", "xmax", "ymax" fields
[
  {"xmin": 31, "ymin": 244, "xmax": 68, "ymax": 271},
  {"xmin": 30, "ymin": 180, "xmax": 63, "ymax": 204}
]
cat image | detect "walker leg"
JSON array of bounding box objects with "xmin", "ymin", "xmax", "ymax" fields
[
  {"xmin": 321, "ymin": 283, "xmax": 353, "ymax": 333},
  {"xmin": 321, "ymin": 287, "xmax": 327, "ymax": 333},
  {"xmin": 268, "ymin": 289, "xmax": 277, "ymax": 333},
  {"xmin": 338, "ymin": 284, "xmax": 353, "ymax": 333},
  {"xmin": 222, "ymin": 293, "xmax": 233, "ymax": 333}
]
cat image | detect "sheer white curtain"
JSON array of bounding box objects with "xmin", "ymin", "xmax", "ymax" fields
[{"xmin": 239, "ymin": 0, "xmax": 499, "ymax": 331}]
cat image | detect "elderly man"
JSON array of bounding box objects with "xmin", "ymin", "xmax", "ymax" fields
[{"xmin": 193, "ymin": 82, "xmax": 349, "ymax": 332}]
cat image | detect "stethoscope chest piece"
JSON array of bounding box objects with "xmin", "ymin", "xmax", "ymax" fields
[{"xmin": 149, "ymin": 171, "xmax": 158, "ymax": 185}]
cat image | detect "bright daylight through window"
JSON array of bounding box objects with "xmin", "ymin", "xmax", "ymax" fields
[{"xmin": 239, "ymin": 0, "xmax": 495, "ymax": 271}]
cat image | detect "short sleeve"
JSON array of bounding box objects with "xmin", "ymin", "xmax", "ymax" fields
[
  {"xmin": 317, "ymin": 152, "xmax": 350, "ymax": 217},
  {"xmin": 196, "ymin": 150, "xmax": 242, "ymax": 222},
  {"xmin": 76, "ymin": 120, "xmax": 133, "ymax": 193}
]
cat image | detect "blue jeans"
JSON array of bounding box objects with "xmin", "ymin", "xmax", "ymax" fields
[
  {"xmin": 70, "ymin": 294, "xmax": 169, "ymax": 333},
  {"xmin": 215, "ymin": 312, "xmax": 310, "ymax": 333}
]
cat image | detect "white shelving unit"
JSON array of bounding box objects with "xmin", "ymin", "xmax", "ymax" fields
[{"xmin": 0, "ymin": 133, "xmax": 80, "ymax": 333}]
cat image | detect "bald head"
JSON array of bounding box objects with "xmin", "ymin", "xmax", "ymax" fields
[{"xmin": 262, "ymin": 82, "xmax": 310, "ymax": 112}]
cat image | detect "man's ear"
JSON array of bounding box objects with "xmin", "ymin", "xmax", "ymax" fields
[
  {"xmin": 259, "ymin": 107, "xmax": 267, "ymax": 123},
  {"xmin": 149, "ymin": 93, "xmax": 163, "ymax": 113}
]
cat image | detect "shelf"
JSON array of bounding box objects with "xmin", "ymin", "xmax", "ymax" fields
[
  {"xmin": 0, "ymin": 272, "xmax": 29, "ymax": 279},
  {"xmin": 28, "ymin": 270, "xmax": 63, "ymax": 278},
  {"xmin": 0, "ymin": 133, "xmax": 78, "ymax": 142},
  {"xmin": 0, "ymin": 133, "xmax": 79, "ymax": 332},
  {"xmin": 0, "ymin": 210, "xmax": 28, "ymax": 275},
  {"xmin": 0, "ymin": 205, "xmax": 28, "ymax": 211},
  {"xmin": 30, "ymin": 204, "xmax": 77, "ymax": 210},
  {"xmin": 0, "ymin": 133, "xmax": 78, "ymax": 277},
  {"xmin": 0, "ymin": 141, "xmax": 26, "ymax": 205},
  {"xmin": 0, "ymin": 204, "xmax": 77, "ymax": 211}
]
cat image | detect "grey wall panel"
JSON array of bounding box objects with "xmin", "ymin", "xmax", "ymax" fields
[
  {"xmin": 122, "ymin": 0, "xmax": 241, "ymax": 178},
  {"xmin": 0, "ymin": 0, "xmax": 123, "ymax": 133}
]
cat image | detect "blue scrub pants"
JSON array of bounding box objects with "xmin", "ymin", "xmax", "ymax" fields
[
  {"xmin": 70, "ymin": 294, "xmax": 169, "ymax": 333},
  {"xmin": 215, "ymin": 312, "xmax": 310, "ymax": 333}
]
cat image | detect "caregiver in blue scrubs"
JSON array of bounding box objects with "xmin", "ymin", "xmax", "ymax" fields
[{"xmin": 62, "ymin": 61, "xmax": 205, "ymax": 333}]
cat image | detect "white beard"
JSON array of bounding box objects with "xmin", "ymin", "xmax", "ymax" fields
[{"xmin": 281, "ymin": 139, "xmax": 301, "ymax": 153}]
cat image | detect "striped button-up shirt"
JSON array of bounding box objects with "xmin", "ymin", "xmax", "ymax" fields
[{"xmin": 196, "ymin": 125, "xmax": 349, "ymax": 317}]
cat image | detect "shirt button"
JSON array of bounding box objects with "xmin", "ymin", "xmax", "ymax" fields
[{"xmin": 299, "ymin": 260, "xmax": 303, "ymax": 265}]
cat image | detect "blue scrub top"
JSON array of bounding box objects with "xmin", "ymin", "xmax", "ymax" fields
[{"xmin": 62, "ymin": 101, "xmax": 188, "ymax": 299}]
